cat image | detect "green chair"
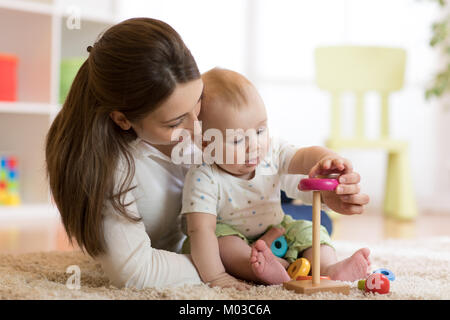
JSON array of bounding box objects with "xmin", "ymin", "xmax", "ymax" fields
[{"xmin": 314, "ymin": 46, "xmax": 417, "ymax": 221}]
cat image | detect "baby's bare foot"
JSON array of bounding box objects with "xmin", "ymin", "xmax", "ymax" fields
[
  {"xmin": 255, "ymin": 227, "xmax": 289, "ymax": 269},
  {"xmin": 250, "ymin": 240, "xmax": 291, "ymax": 285},
  {"xmin": 324, "ymin": 248, "xmax": 371, "ymax": 281}
]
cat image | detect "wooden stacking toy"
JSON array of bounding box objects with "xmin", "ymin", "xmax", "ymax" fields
[
  {"xmin": 357, "ymin": 268, "xmax": 393, "ymax": 295},
  {"xmin": 271, "ymin": 236, "xmax": 288, "ymax": 258},
  {"xmin": 364, "ymin": 273, "xmax": 390, "ymax": 294},
  {"xmin": 287, "ymin": 257, "xmax": 311, "ymax": 279},
  {"xmin": 283, "ymin": 177, "xmax": 350, "ymax": 295}
]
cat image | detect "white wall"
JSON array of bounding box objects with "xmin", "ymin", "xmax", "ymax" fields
[{"xmin": 117, "ymin": 0, "xmax": 447, "ymax": 212}]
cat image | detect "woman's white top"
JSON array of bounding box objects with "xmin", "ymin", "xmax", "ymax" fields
[
  {"xmin": 97, "ymin": 138, "xmax": 202, "ymax": 289},
  {"xmin": 97, "ymin": 137, "xmax": 312, "ymax": 289}
]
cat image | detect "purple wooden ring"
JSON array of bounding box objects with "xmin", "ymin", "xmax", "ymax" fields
[{"xmin": 298, "ymin": 178, "xmax": 339, "ymax": 191}]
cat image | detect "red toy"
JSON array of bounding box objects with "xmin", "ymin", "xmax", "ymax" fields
[{"xmin": 365, "ymin": 273, "xmax": 390, "ymax": 294}]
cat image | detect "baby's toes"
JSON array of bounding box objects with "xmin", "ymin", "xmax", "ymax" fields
[
  {"xmin": 253, "ymin": 239, "xmax": 267, "ymax": 252},
  {"xmin": 251, "ymin": 252, "xmax": 265, "ymax": 274},
  {"xmin": 361, "ymin": 247, "xmax": 371, "ymax": 260}
]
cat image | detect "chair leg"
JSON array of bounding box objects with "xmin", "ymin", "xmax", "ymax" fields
[
  {"xmin": 384, "ymin": 150, "xmax": 418, "ymax": 221},
  {"xmin": 384, "ymin": 152, "xmax": 397, "ymax": 217}
]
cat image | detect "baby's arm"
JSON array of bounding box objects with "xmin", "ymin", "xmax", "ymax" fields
[{"xmin": 185, "ymin": 212, "xmax": 250, "ymax": 290}]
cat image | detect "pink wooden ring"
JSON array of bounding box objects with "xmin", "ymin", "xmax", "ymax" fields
[
  {"xmin": 298, "ymin": 178, "xmax": 339, "ymax": 191},
  {"xmin": 296, "ymin": 275, "xmax": 331, "ymax": 281}
]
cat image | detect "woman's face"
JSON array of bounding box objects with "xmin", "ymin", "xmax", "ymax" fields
[{"xmin": 114, "ymin": 78, "xmax": 204, "ymax": 153}]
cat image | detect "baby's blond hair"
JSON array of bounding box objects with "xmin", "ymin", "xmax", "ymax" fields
[{"xmin": 201, "ymin": 67, "xmax": 254, "ymax": 113}]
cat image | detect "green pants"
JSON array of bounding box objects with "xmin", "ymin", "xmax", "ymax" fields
[{"xmin": 181, "ymin": 214, "xmax": 333, "ymax": 263}]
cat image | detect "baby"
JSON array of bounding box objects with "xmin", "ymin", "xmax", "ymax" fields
[{"xmin": 180, "ymin": 67, "xmax": 371, "ymax": 290}]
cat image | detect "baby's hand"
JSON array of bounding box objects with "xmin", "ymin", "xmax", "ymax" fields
[
  {"xmin": 207, "ymin": 272, "xmax": 252, "ymax": 291},
  {"xmin": 308, "ymin": 154, "xmax": 353, "ymax": 178}
]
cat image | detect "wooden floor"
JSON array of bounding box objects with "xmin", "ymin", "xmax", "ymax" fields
[{"xmin": 1, "ymin": 208, "xmax": 449, "ymax": 254}]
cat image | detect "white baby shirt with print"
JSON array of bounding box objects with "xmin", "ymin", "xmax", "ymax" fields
[{"xmin": 181, "ymin": 137, "xmax": 313, "ymax": 240}]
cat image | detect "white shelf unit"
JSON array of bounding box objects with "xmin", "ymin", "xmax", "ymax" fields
[{"xmin": 0, "ymin": 0, "xmax": 119, "ymax": 221}]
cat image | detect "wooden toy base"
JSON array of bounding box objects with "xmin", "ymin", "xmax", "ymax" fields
[{"xmin": 283, "ymin": 279, "xmax": 350, "ymax": 295}]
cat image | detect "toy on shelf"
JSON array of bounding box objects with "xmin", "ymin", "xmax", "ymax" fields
[
  {"xmin": 0, "ymin": 53, "xmax": 18, "ymax": 102},
  {"xmin": 283, "ymin": 177, "xmax": 350, "ymax": 295},
  {"xmin": 59, "ymin": 58, "xmax": 86, "ymax": 104},
  {"xmin": 0, "ymin": 156, "xmax": 20, "ymax": 206},
  {"xmin": 271, "ymin": 235, "xmax": 288, "ymax": 258}
]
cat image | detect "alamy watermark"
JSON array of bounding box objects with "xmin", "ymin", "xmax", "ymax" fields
[
  {"xmin": 170, "ymin": 121, "xmax": 277, "ymax": 175},
  {"xmin": 66, "ymin": 265, "xmax": 81, "ymax": 290},
  {"xmin": 65, "ymin": 5, "xmax": 81, "ymax": 30}
]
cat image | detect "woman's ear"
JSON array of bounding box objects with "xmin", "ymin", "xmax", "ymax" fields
[{"xmin": 110, "ymin": 111, "xmax": 132, "ymax": 130}]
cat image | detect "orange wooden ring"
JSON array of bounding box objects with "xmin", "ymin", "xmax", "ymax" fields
[{"xmin": 287, "ymin": 258, "xmax": 311, "ymax": 279}]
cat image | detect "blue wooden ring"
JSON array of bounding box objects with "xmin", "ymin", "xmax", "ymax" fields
[
  {"xmin": 271, "ymin": 236, "xmax": 288, "ymax": 258},
  {"xmin": 372, "ymin": 268, "xmax": 395, "ymax": 281}
]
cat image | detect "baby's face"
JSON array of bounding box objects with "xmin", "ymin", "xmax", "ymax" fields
[{"xmin": 200, "ymin": 87, "xmax": 270, "ymax": 178}]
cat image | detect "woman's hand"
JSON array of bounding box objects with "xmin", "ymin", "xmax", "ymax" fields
[
  {"xmin": 321, "ymin": 171, "xmax": 370, "ymax": 215},
  {"xmin": 309, "ymin": 155, "xmax": 370, "ymax": 215},
  {"xmin": 207, "ymin": 272, "xmax": 252, "ymax": 291}
]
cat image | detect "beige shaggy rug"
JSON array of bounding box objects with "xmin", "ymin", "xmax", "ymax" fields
[{"xmin": 1, "ymin": 237, "xmax": 449, "ymax": 300}]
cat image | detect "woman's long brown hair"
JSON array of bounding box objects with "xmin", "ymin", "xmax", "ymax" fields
[{"xmin": 45, "ymin": 18, "xmax": 200, "ymax": 257}]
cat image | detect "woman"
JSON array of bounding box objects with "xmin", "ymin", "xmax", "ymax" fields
[{"xmin": 45, "ymin": 17, "xmax": 369, "ymax": 289}]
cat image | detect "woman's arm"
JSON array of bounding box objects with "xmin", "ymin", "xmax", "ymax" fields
[
  {"xmin": 185, "ymin": 212, "xmax": 250, "ymax": 290},
  {"xmin": 97, "ymin": 196, "xmax": 201, "ymax": 289}
]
